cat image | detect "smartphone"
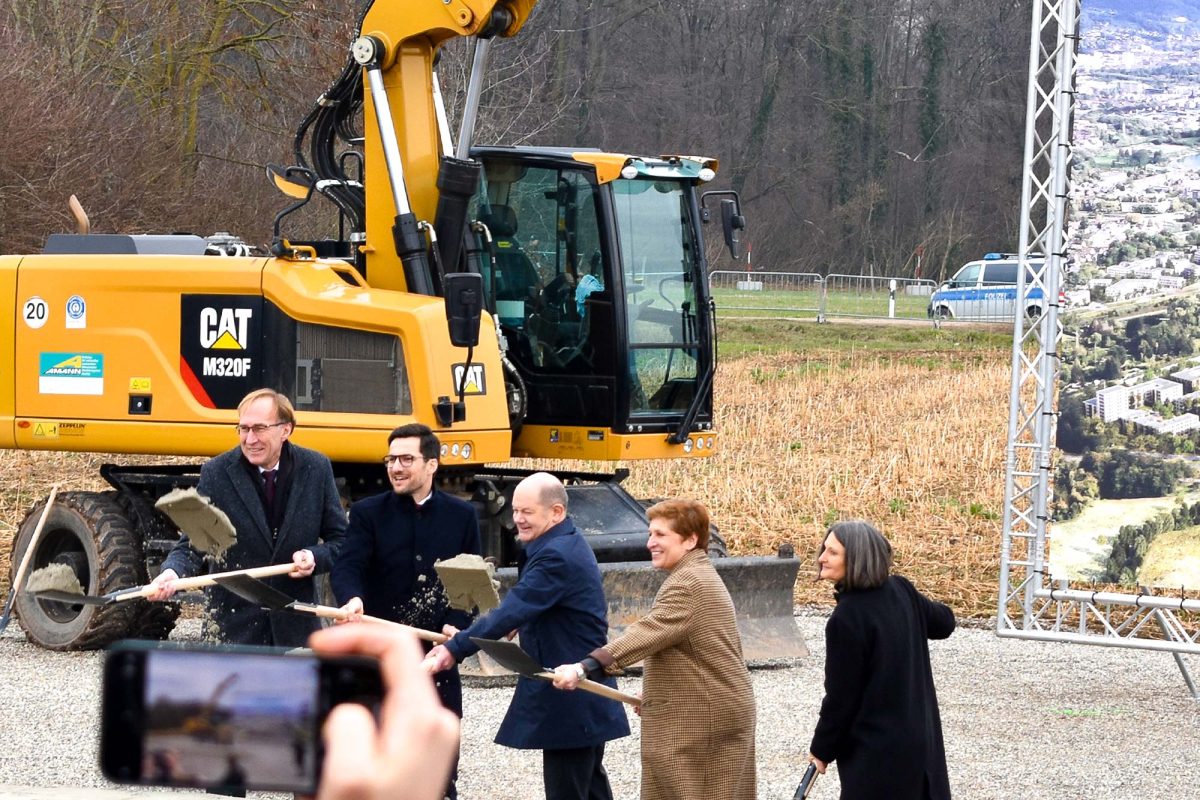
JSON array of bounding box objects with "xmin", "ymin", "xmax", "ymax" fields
[{"xmin": 100, "ymin": 640, "xmax": 383, "ymax": 795}]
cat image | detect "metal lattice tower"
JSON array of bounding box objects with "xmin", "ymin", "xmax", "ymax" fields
[{"xmin": 998, "ymin": 0, "xmax": 1200, "ymax": 693}]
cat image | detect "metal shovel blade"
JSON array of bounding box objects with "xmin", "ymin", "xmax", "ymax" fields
[
  {"xmin": 25, "ymin": 589, "xmax": 113, "ymax": 606},
  {"xmin": 212, "ymin": 573, "xmax": 296, "ymax": 610},
  {"xmin": 470, "ymin": 637, "xmax": 546, "ymax": 678}
]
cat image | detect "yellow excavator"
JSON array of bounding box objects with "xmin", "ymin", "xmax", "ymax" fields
[{"xmin": 5, "ymin": 0, "xmax": 802, "ymax": 658}]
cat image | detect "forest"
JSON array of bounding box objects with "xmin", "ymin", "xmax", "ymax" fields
[{"xmin": 0, "ymin": 0, "xmax": 1034, "ymax": 278}]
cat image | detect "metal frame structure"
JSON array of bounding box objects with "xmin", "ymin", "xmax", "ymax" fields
[{"xmin": 998, "ymin": 0, "xmax": 1200, "ymax": 696}]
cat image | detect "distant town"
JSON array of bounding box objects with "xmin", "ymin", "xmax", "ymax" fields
[{"xmin": 1068, "ymin": 15, "xmax": 1200, "ymax": 309}]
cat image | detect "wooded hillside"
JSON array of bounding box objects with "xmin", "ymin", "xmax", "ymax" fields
[{"xmin": 0, "ymin": 0, "xmax": 1032, "ymax": 279}]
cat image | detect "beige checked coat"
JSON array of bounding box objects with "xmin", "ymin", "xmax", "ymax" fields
[{"xmin": 591, "ymin": 549, "xmax": 756, "ymax": 800}]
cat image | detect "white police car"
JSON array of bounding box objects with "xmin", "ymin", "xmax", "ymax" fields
[{"xmin": 927, "ymin": 253, "xmax": 1060, "ymax": 321}]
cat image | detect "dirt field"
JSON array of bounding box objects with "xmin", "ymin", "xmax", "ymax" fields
[{"xmin": 0, "ymin": 347, "xmax": 1011, "ymax": 618}]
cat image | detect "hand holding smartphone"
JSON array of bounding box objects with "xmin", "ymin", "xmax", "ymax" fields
[{"xmin": 100, "ymin": 640, "xmax": 383, "ymax": 795}]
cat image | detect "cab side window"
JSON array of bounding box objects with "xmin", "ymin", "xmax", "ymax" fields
[
  {"xmin": 953, "ymin": 263, "xmax": 982, "ymax": 288},
  {"xmin": 982, "ymin": 263, "xmax": 1018, "ymax": 286}
]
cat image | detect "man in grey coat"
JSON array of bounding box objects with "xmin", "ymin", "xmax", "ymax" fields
[{"xmin": 147, "ymin": 388, "xmax": 346, "ymax": 647}]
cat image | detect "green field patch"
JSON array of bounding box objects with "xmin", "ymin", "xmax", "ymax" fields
[
  {"xmin": 711, "ymin": 286, "xmax": 932, "ymax": 320},
  {"xmin": 1051, "ymin": 494, "xmax": 1200, "ymax": 581},
  {"xmin": 1138, "ymin": 528, "xmax": 1200, "ymax": 588}
]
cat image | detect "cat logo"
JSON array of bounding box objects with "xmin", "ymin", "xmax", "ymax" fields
[
  {"xmin": 452, "ymin": 363, "xmax": 486, "ymax": 395},
  {"xmin": 199, "ymin": 307, "xmax": 252, "ymax": 350}
]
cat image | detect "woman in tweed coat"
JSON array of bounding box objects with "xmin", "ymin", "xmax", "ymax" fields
[{"xmin": 553, "ymin": 499, "xmax": 756, "ymax": 800}]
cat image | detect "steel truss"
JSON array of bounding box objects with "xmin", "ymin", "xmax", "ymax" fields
[{"xmin": 997, "ymin": 0, "xmax": 1199, "ymax": 695}]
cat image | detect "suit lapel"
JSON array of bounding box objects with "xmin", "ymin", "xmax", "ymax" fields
[{"xmin": 226, "ymin": 457, "xmax": 272, "ymax": 547}]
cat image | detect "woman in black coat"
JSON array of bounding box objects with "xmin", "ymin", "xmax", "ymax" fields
[{"xmin": 808, "ymin": 520, "xmax": 955, "ymax": 800}]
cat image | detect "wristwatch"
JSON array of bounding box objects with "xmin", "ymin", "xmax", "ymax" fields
[{"xmin": 573, "ymin": 663, "xmax": 587, "ymax": 681}]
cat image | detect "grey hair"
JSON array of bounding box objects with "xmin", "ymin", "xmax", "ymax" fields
[{"xmin": 823, "ymin": 520, "xmax": 892, "ymax": 590}]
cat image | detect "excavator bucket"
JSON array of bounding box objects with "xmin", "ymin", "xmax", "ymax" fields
[{"xmin": 490, "ymin": 555, "xmax": 808, "ymax": 667}]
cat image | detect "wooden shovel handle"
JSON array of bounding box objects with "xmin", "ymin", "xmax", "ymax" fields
[
  {"xmin": 125, "ymin": 563, "xmax": 296, "ymax": 601},
  {"xmin": 299, "ymin": 604, "xmax": 449, "ymax": 644},
  {"xmin": 8, "ymin": 486, "xmax": 61, "ymax": 596},
  {"xmin": 534, "ymin": 671, "xmax": 641, "ymax": 707}
]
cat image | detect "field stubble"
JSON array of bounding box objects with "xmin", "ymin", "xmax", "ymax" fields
[
  {"xmin": 622, "ymin": 349, "xmax": 1011, "ymax": 616},
  {"xmin": 0, "ymin": 349, "xmax": 1011, "ymax": 619}
]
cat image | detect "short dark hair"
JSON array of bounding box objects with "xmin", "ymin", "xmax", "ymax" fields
[
  {"xmin": 388, "ymin": 423, "xmax": 440, "ymax": 461},
  {"xmin": 822, "ymin": 520, "xmax": 892, "ymax": 590},
  {"xmin": 646, "ymin": 499, "xmax": 710, "ymax": 551}
]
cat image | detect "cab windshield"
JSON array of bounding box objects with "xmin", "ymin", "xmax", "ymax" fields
[{"xmin": 613, "ymin": 178, "xmax": 702, "ymax": 416}]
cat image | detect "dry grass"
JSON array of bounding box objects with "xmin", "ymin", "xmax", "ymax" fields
[
  {"xmin": 0, "ymin": 350, "xmax": 1012, "ymax": 618},
  {"xmin": 621, "ymin": 350, "xmax": 1011, "ymax": 617}
]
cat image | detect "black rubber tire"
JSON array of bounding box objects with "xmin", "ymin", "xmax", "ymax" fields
[
  {"xmin": 113, "ymin": 492, "xmax": 180, "ymax": 641},
  {"xmin": 11, "ymin": 491, "xmax": 144, "ymax": 650}
]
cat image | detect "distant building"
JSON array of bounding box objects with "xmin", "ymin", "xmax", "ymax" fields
[
  {"xmin": 1171, "ymin": 366, "xmax": 1200, "ymax": 393},
  {"xmin": 1160, "ymin": 275, "xmax": 1186, "ymax": 290},
  {"xmin": 1094, "ymin": 385, "xmax": 1133, "ymax": 421},
  {"xmin": 1105, "ymin": 278, "xmax": 1158, "ymax": 301}
]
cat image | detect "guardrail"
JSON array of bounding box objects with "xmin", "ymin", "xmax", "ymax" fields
[{"xmin": 708, "ymin": 271, "xmax": 936, "ymax": 322}]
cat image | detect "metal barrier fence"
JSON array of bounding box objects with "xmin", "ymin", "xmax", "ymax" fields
[{"xmin": 708, "ymin": 271, "xmax": 937, "ymax": 322}]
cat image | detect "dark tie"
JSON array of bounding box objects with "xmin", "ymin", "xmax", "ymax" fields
[{"xmin": 263, "ymin": 469, "xmax": 277, "ymax": 508}]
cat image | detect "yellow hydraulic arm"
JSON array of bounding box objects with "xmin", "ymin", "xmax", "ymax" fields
[{"xmin": 354, "ymin": 0, "xmax": 536, "ymax": 293}]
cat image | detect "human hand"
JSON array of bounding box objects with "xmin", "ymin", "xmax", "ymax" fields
[
  {"xmin": 337, "ymin": 597, "xmax": 364, "ymax": 624},
  {"xmin": 308, "ymin": 624, "xmax": 459, "ymax": 800},
  {"xmin": 632, "ymin": 691, "xmax": 643, "ymax": 716},
  {"xmin": 422, "ymin": 644, "xmax": 456, "ymax": 675},
  {"xmin": 811, "ymin": 756, "xmax": 827, "ymax": 775},
  {"xmin": 504, "ymin": 629, "xmax": 518, "ymax": 641},
  {"xmin": 290, "ymin": 549, "xmax": 316, "ymax": 578},
  {"xmin": 441, "ymin": 624, "xmax": 460, "ymax": 638},
  {"xmin": 551, "ymin": 664, "xmax": 584, "ymax": 691},
  {"xmin": 144, "ymin": 569, "xmax": 180, "ymax": 602}
]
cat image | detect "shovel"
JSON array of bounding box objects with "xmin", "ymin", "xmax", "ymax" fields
[
  {"xmin": 0, "ymin": 486, "xmax": 60, "ymax": 632},
  {"xmin": 793, "ymin": 763, "xmax": 820, "ymax": 798},
  {"xmin": 469, "ymin": 637, "xmax": 641, "ymax": 707},
  {"xmin": 27, "ymin": 562, "xmax": 296, "ymax": 606},
  {"xmin": 213, "ymin": 573, "xmax": 449, "ymax": 644}
]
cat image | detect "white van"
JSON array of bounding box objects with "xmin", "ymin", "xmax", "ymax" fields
[{"xmin": 927, "ymin": 253, "xmax": 1059, "ymax": 321}]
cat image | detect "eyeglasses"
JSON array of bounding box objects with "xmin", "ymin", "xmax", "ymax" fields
[
  {"xmin": 235, "ymin": 422, "xmax": 288, "ymax": 437},
  {"xmin": 382, "ymin": 454, "xmax": 425, "ymax": 468}
]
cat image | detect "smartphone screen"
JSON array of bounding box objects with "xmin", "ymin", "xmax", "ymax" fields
[{"xmin": 101, "ymin": 642, "xmax": 381, "ymax": 794}]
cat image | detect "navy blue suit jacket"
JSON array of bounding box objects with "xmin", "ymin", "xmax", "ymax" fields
[
  {"xmin": 331, "ymin": 487, "xmax": 481, "ymax": 632},
  {"xmin": 332, "ymin": 487, "xmax": 481, "ymax": 717},
  {"xmin": 446, "ymin": 518, "xmax": 630, "ymax": 750}
]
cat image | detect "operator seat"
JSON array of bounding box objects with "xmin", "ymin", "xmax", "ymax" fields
[{"xmin": 481, "ymin": 205, "xmax": 539, "ymax": 302}]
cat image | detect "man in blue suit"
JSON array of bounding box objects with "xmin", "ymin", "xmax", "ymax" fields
[
  {"xmin": 424, "ymin": 472, "xmax": 630, "ymax": 800},
  {"xmin": 332, "ymin": 422, "xmax": 481, "ymax": 800},
  {"xmin": 148, "ymin": 389, "xmax": 345, "ymax": 647}
]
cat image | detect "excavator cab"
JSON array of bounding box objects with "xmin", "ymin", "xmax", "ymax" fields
[{"xmin": 472, "ymin": 148, "xmax": 716, "ymax": 453}]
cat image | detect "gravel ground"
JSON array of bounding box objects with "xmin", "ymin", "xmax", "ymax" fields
[{"xmin": 0, "ymin": 610, "xmax": 1197, "ymax": 799}]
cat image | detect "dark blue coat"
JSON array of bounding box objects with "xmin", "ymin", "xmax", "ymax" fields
[
  {"xmin": 161, "ymin": 442, "xmax": 346, "ymax": 647},
  {"xmin": 446, "ymin": 518, "xmax": 630, "ymax": 750},
  {"xmin": 331, "ymin": 487, "xmax": 481, "ymax": 715}
]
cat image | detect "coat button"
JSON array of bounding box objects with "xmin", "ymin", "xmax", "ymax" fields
[{"xmin": 416, "ymin": 555, "xmax": 423, "ymax": 562}]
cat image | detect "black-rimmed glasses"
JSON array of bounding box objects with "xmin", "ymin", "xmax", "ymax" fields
[{"xmin": 382, "ymin": 454, "xmax": 424, "ymax": 468}]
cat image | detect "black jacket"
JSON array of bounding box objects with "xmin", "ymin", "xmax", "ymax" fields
[
  {"xmin": 331, "ymin": 487, "xmax": 481, "ymax": 715},
  {"xmin": 161, "ymin": 442, "xmax": 346, "ymax": 647},
  {"xmin": 809, "ymin": 575, "xmax": 955, "ymax": 800}
]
